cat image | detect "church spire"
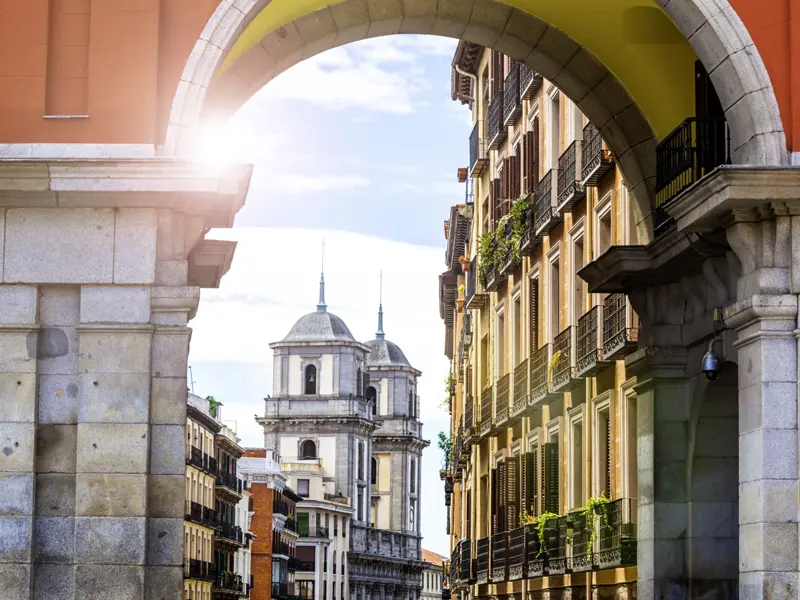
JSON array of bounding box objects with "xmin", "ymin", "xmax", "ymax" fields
[
  {"xmin": 376, "ymin": 271, "xmax": 385, "ymax": 339},
  {"xmin": 316, "ymin": 239, "xmax": 327, "ymax": 313}
]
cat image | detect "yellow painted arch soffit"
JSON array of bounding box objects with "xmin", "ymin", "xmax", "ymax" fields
[{"xmin": 220, "ymin": 0, "xmax": 698, "ymax": 139}]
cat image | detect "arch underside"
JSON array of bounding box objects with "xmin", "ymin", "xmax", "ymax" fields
[{"xmin": 166, "ymin": 0, "xmax": 787, "ymax": 239}]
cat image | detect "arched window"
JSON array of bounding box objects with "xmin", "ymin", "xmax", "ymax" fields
[
  {"xmin": 357, "ymin": 442, "xmax": 364, "ymax": 480},
  {"xmin": 371, "ymin": 456, "xmax": 377, "ymax": 485},
  {"xmin": 410, "ymin": 458, "xmax": 416, "ymax": 494},
  {"xmin": 356, "ymin": 367, "xmax": 363, "ymax": 397},
  {"xmin": 300, "ymin": 440, "xmax": 317, "ymax": 460},
  {"xmin": 304, "ymin": 364, "xmax": 317, "ymax": 395},
  {"xmin": 366, "ymin": 386, "xmax": 377, "ymax": 415}
]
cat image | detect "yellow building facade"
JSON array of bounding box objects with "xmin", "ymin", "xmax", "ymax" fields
[
  {"xmin": 441, "ymin": 42, "xmax": 641, "ymax": 600},
  {"xmin": 185, "ymin": 395, "xmax": 222, "ymax": 600}
]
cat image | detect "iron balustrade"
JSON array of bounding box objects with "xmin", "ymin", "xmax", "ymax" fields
[
  {"xmin": 512, "ymin": 359, "xmax": 529, "ymax": 417},
  {"xmin": 503, "ymin": 62, "xmax": 521, "ymax": 125},
  {"xmin": 551, "ymin": 327, "xmax": 574, "ymax": 390},
  {"xmin": 479, "ymin": 385, "xmax": 493, "ymax": 436},
  {"xmin": 216, "ymin": 471, "xmax": 243, "ymax": 495},
  {"xmin": 475, "ymin": 537, "xmax": 490, "ymax": 584},
  {"xmin": 465, "ymin": 262, "xmax": 476, "ymax": 307},
  {"xmin": 556, "ymin": 140, "xmax": 584, "ymax": 212},
  {"xmin": 459, "ymin": 539, "xmax": 472, "ymax": 583},
  {"xmin": 498, "ymin": 219, "xmax": 518, "ymax": 274},
  {"xmin": 655, "ymin": 117, "xmax": 731, "ymax": 234},
  {"xmin": 581, "ymin": 121, "xmax": 613, "ymax": 185},
  {"xmin": 570, "ymin": 510, "xmax": 594, "ymax": 573},
  {"xmin": 519, "ymin": 200, "xmax": 538, "ymax": 256},
  {"xmin": 285, "ymin": 518, "xmax": 298, "ymax": 533},
  {"xmin": 603, "ymin": 294, "xmax": 639, "ymax": 360},
  {"xmin": 184, "ymin": 559, "xmax": 216, "ymax": 581},
  {"xmin": 495, "ymin": 374, "xmax": 510, "ymax": 426},
  {"xmin": 597, "ymin": 498, "xmax": 637, "ymax": 569},
  {"xmin": 296, "ymin": 560, "xmax": 315, "ymax": 572},
  {"xmin": 202, "ymin": 506, "xmax": 218, "ymax": 528},
  {"xmin": 186, "ymin": 446, "xmax": 204, "ymax": 470},
  {"xmin": 545, "ymin": 517, "xmax": 569, "ymax": 574},
  {"xmin": 488, "ymin": 92, "xmax": 506, "ymax": 149},
  {"xmin": 508, "ymin": 527, "xmax": 526, "ymax": 580},
  {"xmin": 185, "ymin": 500, "xmax": 203, "ymax": 524},
  {"xmin": 534, "ymin": 170, "xmax": 560, "ymax": 235},
  {"xmin": 490, "ymin": 531, "xmax": 509, "ymax": 582},
  {"xmin": 464, "ymin": 399, "xmax": 474, "ymax": 433},
  {"xmin": 288, "ymin": 557, "xmax": 299, "ymax": 572},
  {"xmin": 218, "ymin": 522, "xmax": 245, "ymax": 545},
  {"xmin": 205, "ymin": 453, "xmax": 217, "ymax": 476},
  {"xmin": 299, "ymin": 525, "xmax": 329, "ymax": 538},
  {"xmin": 520, "ymin": 63, "xmax": 542, "ymax": 99},
  {"xmin": 274, "ymin": 541, "xmax": 291, "ymax": 556},
  {"xmin": 469, "ymin": 120, "xmax": 488, "ymax": 177},
  {"xmin": 576, "ymin": 306, "xmax": 608, "ymax": 376},
  {"xmin": 216, "ymin": 572, "xmax": 245, "ymax": 593},
  {"xmin": 525, "ymin": 525, "xmax": 547, "ymax": 577},
  {"xmin": 530, "ymin": 344, "xmax": 550, "ymax": 403},
  {"xmin": 272, "ymin": 583, "xmax": 289, "ymax": 599},
  {"xmin": 273, "ymin": 498, "xmax": 290, "ymax": 517}
]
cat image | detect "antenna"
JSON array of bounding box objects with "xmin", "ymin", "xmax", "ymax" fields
[
  {"xmin": 188, "ymin": 366, "xmax": 196, "ymax": 393},
  {"xmin": 376, "ymin": 270, "xmax": 385, "ymax": 339},
  {"xmin": 317, "ymin": 237, "xmax": 327, "ymax": 312}
]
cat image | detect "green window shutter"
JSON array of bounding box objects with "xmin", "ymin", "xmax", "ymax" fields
[
  {"xmin": 544, "ymin": 442, "xmax": 559, "ymax": 514},
  {"xmin": 506, "ymin": 456, "xmax": 519, "ymax": 530}
]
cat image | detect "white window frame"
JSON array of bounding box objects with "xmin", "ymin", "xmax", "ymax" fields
[
  {"xmin": 619, "ymin": 377, "xmax": 638, "ymax": 499},
  {"xmin": 591, "ymin": 390, "xmax": 613, "ymax": 498},
  {"xmin": 495, "ymin": 299, "xmax": 506, "ymax": 379},
  {"xmin": 546, "ymin": 416, "xmax": 562, "ymax": 445},
  {"xmin": 545, "ymin": 84, "xmax": 560, "ymax": 170},
  {"xmin": 568, "ymin": 218, "xmax": 586, "ymax": 327},
  {"xmin": 593, "ymin": 190, "xmax": 613, "ymax": 259},
  {"xmin": 546, "ymin": 242, "xmax": 561, "ymax": 342},
  {"xmin": 567, "ymin": 403, "xmax": 586, "ymax": 509}
]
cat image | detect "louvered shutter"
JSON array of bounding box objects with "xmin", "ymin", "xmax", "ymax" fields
[
  {"xmin": 523, "ymin": 133, "xmax": 531, "ymax": 190},
  {"xmin": 605, "ymin": 417, "xmax": 612, "ymax": 497},
  {"xmin": 491, "ymin": 467, "xmax": 498, "ymax": 532},
  {"xmin": 525, "ymin": 450, "xmax": 537, "ymax": 517},
  {"xmin": 466, "ymin": 490, "xmax": 472, "ymax": 541},
  {"xmin": 532, "ymin": 117, "xmax": 540, "ymax": 184},
  {"xmin": 524, "ymin": 131, "xmax": 535, "ymax": 192},
  {"xmin": 544, "ymin": 442, "xmax": 559, "ymax": 514},
  {"xmin": 520, "ymin": 451, "xmax": 527, "ymax": 517},
  {"xmin": 490, "ymin": 177, "xmax": 497, "ymax": 231},
  {"xmin": 507, "ymin": 456, "xmax": 519, "ymax": 530},
  {"xmin": 530, "ymin": 278, "xmax": 539, "ymax": 351},
  {"xmin": 492, "ymin": 51, "xmax": 504, "ymax": 96},
  {"xmin": 498, "ymin": 460, "xmax": 507, "ymax": 532}
]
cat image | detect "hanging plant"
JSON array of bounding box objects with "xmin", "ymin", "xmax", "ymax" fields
[
  {"xmin": 535, "ymin": 512, "xmax": 560, "ymax": 557},
  {"xmin": 478, "ymin": 231, "xmax": 496, "ymax": 287},
  {"xmin": 437, "ymin": 431, "xmax": 452, "ymax": 470},
  {"xmin": 580, "ymin": 495, "xmax": 612, "ymax": 561}
]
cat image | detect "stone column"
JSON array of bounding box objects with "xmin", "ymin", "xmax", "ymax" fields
[{"xmin": 0, "ymin": 159, "xmax": 248, "ymax": 600}]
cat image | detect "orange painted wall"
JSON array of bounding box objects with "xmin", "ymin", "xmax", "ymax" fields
[
  {"xmin": 250, "ymin": 482, "xmax": 275, "ymax": 600},
  {"xmin": 0, "ymin": 0, "xmax": 797, "ymax": 152}
]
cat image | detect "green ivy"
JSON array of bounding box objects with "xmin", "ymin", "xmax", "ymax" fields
[
  {"xmin": 477, "ymin": 231, "xmax": 496, "ymax": 287},
  {"xmin": 535, "ymin": 512, "xmax": 560, "ymax": 557},
  {"xmin": 580, "ymin": 495, "xmax": 612, "ymax": 561},
  {"xmin": 438, "ymin": 431, "xmax": 452, "ymax": 469}
]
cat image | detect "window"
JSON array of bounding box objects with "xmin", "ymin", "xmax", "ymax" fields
[
  {"xmin": 480, "ymin": 334, "xmax": 490, "ymax": 388},
  {"xmin": 513, "ymin": 292, "xmax": 522, "ymax": 366},
  {"xmin": 357, "ymin": 488, "xmax": 364, "ymax": 522},
  {"xmin": 596, "ymin": 403, "xmax": 612, "ymax": 499},
  {"xmin": 366, "ymin": 386, "xmax": 377, "ymax": 414},
  {"xmin": 571, "ymin": 225, "xmax": 585, "ymax": 325},
  {"xmin": 323, "ymin": 546, "xmax": 328, "ymax": 571},
  {"xmin": 569, "ymin": 408, "xmax": 584, "ymax": 509},
  {"xmin": 410, "ymin": 458, "xmax": 416, "ymax": 494},
  {"xmin": 529, "ymin": 273, "xmax": 539, "ymax": 352},
  {"xmin": 340, "ymin": 550, "xmax": 346, "ymax": 574},
  {"xmin": 547, "ymin": 88, "xmax": 561, "ymax": 168},
  {"xmin": 357, "ymin": 443, "xmax": 364, "ymax": 480},
  {"xmin": 548, "ymin": 249, "xmax": 561, "ymax": 340},
  {"xmin": 304, "ymin": 364, "xmax": 317, "ymax": 395},
  {"xmin": 410, "ymin": 497, "xmax": 416, "ymax": 529},
  {"xmin": 596, "ymin": 192, "xmax": 613, "ymax": 258},
  {"xmin": 496, "ymin": 308, "xmax": 506, "ymax": 376},
  {"xmin": 334, "ymin": 515, "xmax": 338, "ymax": 536},
  {"xmin": 332, "ymin": 551, "xmax": 336, "ymax": 575},
  {"xmin": 297, "ymin": 479, "xmax": 310, "ymax": 498},
  {"xmin": 300, "ymin": 440, "xmax": 316, "ymax": 460},
  {"xmin": 297, "ymin": 512, "xmax": 310, "ymax": 536},
  {"xmin": 371, "ymin": 457, "xmax": 377, "ymax": 486}
]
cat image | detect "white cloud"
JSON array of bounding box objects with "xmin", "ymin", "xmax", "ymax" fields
[
  {"xmin": 262, "ymin": 172, "xmax": 371, "ymax": 194},
  {"xmin": 189, "ymin": 227, "xmax": 452, "ymax": 553}
]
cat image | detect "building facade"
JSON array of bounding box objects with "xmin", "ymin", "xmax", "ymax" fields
[
  {"xmin": 256, "ymin": 275, "xmax": 427, "ymax": 600},
  {"xmin": 442, "ymin": 43, "xmax": 641, "ymax": 600},
  {"xmin": 421, "ymin": 550, "xmax": 448, "ymax": 600}
]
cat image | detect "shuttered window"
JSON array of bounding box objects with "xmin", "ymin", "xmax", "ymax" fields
[
  {"xmin": 466, "ymin": 490, "xmax": 472, "ymax": 540},
  {"xmin": 605, "ymin": 416, "xmax": 612, "ymax": 497},
  {"xmin": 491, "ymin": 467, "xmax": 498, "ymax": 532},
  {"xmin": 490, "ymin": 178, "xmax": 497, "ymax": 230},
  {"xmin": 530, "ymin": 278, "xmax": 539, "ymax": 351},
  {"xmin": 507, "ymin": 456, "xmax": 519, "ymax": 530},
  {"xmin": 524, "ymin": 449, "xmax": 538, "ymax": 517},
  {"xmin": 492, "ymin": 51, "xmax": 504, "ymax": 97},
  {"xmin": 498, "ymin": 460, "xmax": 507, "ymax": 532},
  {"xmin": 543, "ymin": 442, "xmax": 559, "ymax": 514},
  {"xmin": 525, "ymin": 117, "xmax": 540, "ymax": 191}
]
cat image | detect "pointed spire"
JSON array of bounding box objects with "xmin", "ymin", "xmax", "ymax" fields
[
  {"xmin": 376, "ymin": 271, "xmax": 385, "ymax": 339},
  {"xmin": 316, "ymin": 239, "xmax": 327, "ymax": 312}
]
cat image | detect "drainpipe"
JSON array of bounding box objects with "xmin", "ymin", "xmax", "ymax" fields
[{"xmin": 454, "ymin": 64, "xmax": 478, "ymax": 106}]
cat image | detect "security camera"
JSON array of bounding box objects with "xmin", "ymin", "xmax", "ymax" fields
[{"xmin": 701, "ymin": 337, "xmax": 722, "ymax": 381}]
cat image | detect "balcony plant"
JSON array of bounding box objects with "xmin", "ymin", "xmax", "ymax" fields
[
  {"xmin": 580, "ymin": 495, "xmax": 612, "ymax": 560},
  {"xmin": 534, "ymin": 511, "xmax": 560, "ymax": 557},
  {"xmin": 477, "ymin": 231, "xmax": 497, "ymax": 287}
]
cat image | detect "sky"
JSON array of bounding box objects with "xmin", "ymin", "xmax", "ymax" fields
[{"xmin": 189, "ymin": 35, "xmax": 473, "ymax": 555}]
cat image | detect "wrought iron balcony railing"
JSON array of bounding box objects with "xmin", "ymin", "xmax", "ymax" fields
[
  {"xmin": 603, "ymin": 293, "xmax": 639, "ymax": 360},
  {"xmin": 488, "ymin": 92, "xmax": 506, "ymax": 150},
  {"xmin": 218, "ymin": 522, "xmax": 245, "ymax": 545},
  {"xmin": 520, "ymin": 63, "xmax": 543, "ymax": 99},
  {"xmin": 216, "ymin": 471, "xmax": 243, "ymax": 496},
  {"xmin": 498, "ymin": 218, "xmax": 519, "ymax": 275},
  {"xmin": 546, "ymin": 517, "xmax": 570, "ymax": 575},
  {"xmin": 495, "ymin": 374, "xmax": 510, "ymax": 427},
  {"xmin": 459, "ymin": 539, "xmax": 473, "ymax": 584},
  {"xmin": 465, "ymin": 261, "xmax": 485, "ymax": 310},
  {"xmin": 298, "ymin": 525, "xmax": 329, "ymax": 539},
  {"xmin": 654, "ymin": 117, "xmax": 731, "ymax": 234},
  {"xmin": 469, "ymin": 120, "xmax": 489, "ymax": 178},
  {"xmin": 475, "ymin": 537, "xmax": 490, "ymax": 584},
  {"xmin": 185, "ymin": 500, "xmax": 203, "ymax": 524},
  {"xmin": 511, "ymin": 359, "xmax": 528, "ymax": 419},
  {"xmin": 507, "ymin": 526, "xmax": 526, "ymax": 580},
  {"xmin": 569, "ymin": 510, "xmax": 593, "ymax": 573},
  {"xmin": 503, "ymin": 62, "xmax": 521, "ymax": 126},
  {"xmin": 525, "ymin": 524, "xmax": 547, "ymax": 577},
  {"xmin": 490, "ymin": 531, "xmax": 508, "ymax": 582},
  {"xmin": 534, "ymin": 169, "xmax": 561, "ymax": 236},
  {"xmin": 576, "ymin": 306, "xmax": 610, "ymax": 377},
  {"xmin": 273, "ymin": 498, "xmax": 290, "ymax": 517},
  {"xmin": 464, "ymin": 399, "xmax": 474, "ymax": 434},
  {"xmin": 184, "ymin": 559, "xmax": 216, "ymax": 582},
  {"xmin": 556, "ymin": 140, "xmax": 585, "ymax": 213},
  {"xmin": 215, "ymin": 571, "xmax": 245, "ymax": 593},
  {"xmin": 529, "ymin": 344, "xmax": 551, "ymax": 405},
  {"xmin": 484, "ymin": 236, "xmax": 507, "ymax": 291},
  {"xmin": 581, "ymin": 121, "xmax": 613, "ymax": 185},
  {"xmin": 186, "ymin": 446, "xmax": 204, "ymax": 470},
  {"xmin": 518, "ymin": 199, "xmax": 540, "ymax": 256},
  {"xmin": 479, "ymin": 385, "xmax": 493, "ymax": 437},
  {"xmin": 206, "ymin": 455, "xmax": 217, "ymax": 476},
  {"xmin": 550, "ymin": 327, "xmax": 574, "ymax": 392}
]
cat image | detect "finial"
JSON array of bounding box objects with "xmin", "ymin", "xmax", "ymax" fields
[
  {"xmin": 376, "ymin": 271, "xmax": 385, "ymax": 339},
  {"xmin": 317, "ymin": 238, "xmax": 327, "ymax": 312}
]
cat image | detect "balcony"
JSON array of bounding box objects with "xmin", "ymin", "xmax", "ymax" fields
[
  {"xmin": 184, "ymin": 558, "xmax": 216, "ymax": 582},
  {"xmin": 654, "ymin": 117, "xmax": 731, "ymax": 235},
  {"xmin": 556, "ymin": 141, "xmax": 585, "ymax": 214},
  {"xmin": 475, "ymin": 537, "xmax": 490, "ymax": 584},
  {"xmin": 498, "ymin": 219, "xmax": 519, "ymax": 275},
  {"xmin": 534, "ymin": 169, "xmax": 561, "ymax": 236},
  {"xmin": 186, "ymin": 446, "xmax": 204, "ymax": 471},
  {"xmin": 458, "ymin": 539, "xmax": 472, "ymax": 584},
  {"xmin": 488, "ymin": 92, "xmax": 506, "ymax": 150},
  {"xmin": 490, "ymin": 531, "xmax": 508, "ymax": 582},
  {"xmin": 185, "ymin": 500, "xmax": 203, "ymax": 525},
  {"xmin": 545, "ymin": 517, "xmax": 570, "ymax": 575},
  {"xmin": 274, "ymin": 541, "xmax": 291, "ymax": 557},
  {"xmin": 525, "ymin": 524, "xmax": 547, "ymax": 577},
  {"xmin": 479, "ymin": 385, "xmax": 493, "ymax": 438},
  {"xmin": 570, "ymin": 510, "xmax": 593, "ymax": 573},
  {"xmin": 465, "ymin": 260, "xmax": 487, "ymax": 310},
  {"xmin": 568, "ymin": 498, "xmax": 638, "ymax": 573},
  {"xmin": 576, "ymin": 306, "xmax": 610, "ymax": 377},
  {"xmin": 464, "ymin": 400, "xmax": 474, "ymax": 443},
  {"xmin": 508, "ymin": 526, "xmax": 526, "ymax": 581},
  {"xmin": 285, "ymin": 517, "xmax": 298, "ymax": 533},
  {"xmin": 603, "ymin": 294, "xmax": 638, "ymax": 360},
  {"xmin": 271, "ymin": 583, "xmax": 288, "ymax": 599},
  {"xmin": 273, "ymin": 498, "xmax": 290, "ymax": 517},
  {"xmin": 581, "ymin": 122, "xmax": 613, "ymax": 186},
  {"xmin": 215, "ymin": 572, "xmax": 245, "ymax": 594},
  {"xmin": 295, "ymin": 559, "xmax": 315, "ymax": 572},
  {"xmin": 484, "ymin": 239, "xmax": 507, "ymax": 292},
  {"xmin": 503, "ymin": 62, "xmax": 521, "ymax": 126},
  {"xmin": 469, "ymin": 120, "xmax": 489, "ymax": 178},
  {"xmin": 299, "ymin": 525, "xmax": 329, "ymax": 539},
  {"xmin": 550, "ymin": 327, "xmax": 575, "ymax": 392},
  {"xmin": 207, "ymin": 455, "xmax": 218, "ymax": 476},
  {"xmin": 518, "ymin": 198, "xmax": 540, "ymax": 256},
  {"xmin": 520, "ymin": 63, "xmax": 542, "ymax": 99},
  {"xmin": 216, "ymin": 471, "xmax": 243, "ymax": 497},
  {"xmin": 218, "ymin": 522, "xmax": 245, "ymax": 546},
  {"xmin": 529, "ymin": 344, "xmax": 551, "ymax": 405},
  {"xmin": 203, "ymin": 506, "xmax": 219, "ymax": 529},
  {"xmin": 510, "ymin": 359, "xmax": 529, "ymax": 421},
  {"xmin": 495, "ymin": 374, "xmax": 510, "ymax": 428}
]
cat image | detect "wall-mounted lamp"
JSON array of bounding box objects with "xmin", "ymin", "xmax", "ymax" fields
[{"xmin": 702, "ymin": 308, "xmax": 727, "ymax": 381}]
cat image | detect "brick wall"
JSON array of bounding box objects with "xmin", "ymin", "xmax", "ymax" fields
[{"xmin": 250, "ymin": 482, "xmax": 274, "ymax": 600}]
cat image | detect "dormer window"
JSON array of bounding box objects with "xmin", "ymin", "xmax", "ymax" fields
[{"xmin": 305, "ymin": 364, "xmax": 317, "ymax": 395}]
